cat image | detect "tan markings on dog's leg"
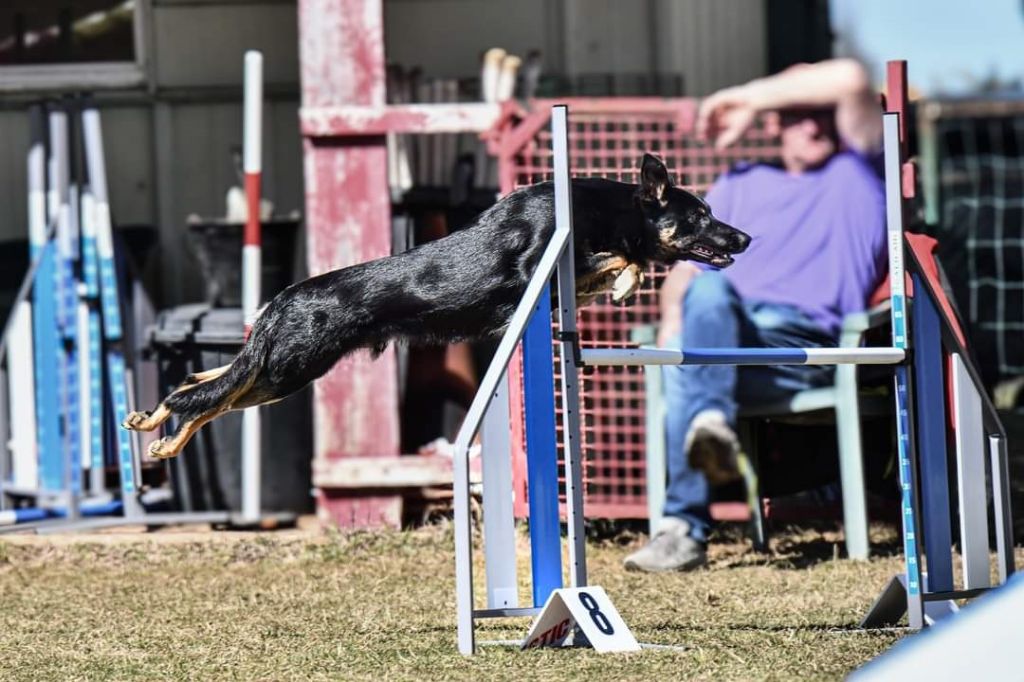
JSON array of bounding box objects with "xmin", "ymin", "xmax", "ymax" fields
[
  {"xmin": 188, "ymin": 364, "xmax": 232, "ymax": 383},
  {"xmin": 577, "ymin": 254, "xmax": 629, "ymax": 304},
  {"xmin": 147, "ymin": 409, "xmax": 225, "ymax": 460},
  {"xmin": 127, "ymin": 363, "xmax": 233, "ymax": 432},
  {"xmin": 122, "ymin": 403, "xmax": 173, "ymax": 432},
  {"xmin": 611, "ymin": 263, "xmax": 644, "ymax": 303},
  {"xmin": 173, "ymin": 364, "xmax": 232, "ymax": 393}
]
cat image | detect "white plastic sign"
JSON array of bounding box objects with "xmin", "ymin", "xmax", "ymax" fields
[{"xmin": 521, "ymin": 586, "xmax": 640, "ymax": 653}]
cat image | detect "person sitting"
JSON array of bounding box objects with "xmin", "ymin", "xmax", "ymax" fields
[{"xmin": 624, "ymin": 59, "xmax": 888, "ymax": 573}]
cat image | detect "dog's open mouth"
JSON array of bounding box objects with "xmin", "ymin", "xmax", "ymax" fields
[{"xmin": 689, "ymin": 242, "xmax": 735, "ymax": 267}]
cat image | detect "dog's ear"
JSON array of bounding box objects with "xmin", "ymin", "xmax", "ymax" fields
[{"xmin": 639, "ymin": 153, "xmax": 671, "ymax": 203}]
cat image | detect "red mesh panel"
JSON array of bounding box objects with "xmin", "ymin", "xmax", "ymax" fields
[{"xmin": 498, "ymin": 98, "xmax": 781, "ymax": 519}]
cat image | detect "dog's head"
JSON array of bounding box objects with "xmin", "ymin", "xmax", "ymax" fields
[{"xmin": 636, "ymin": 154, "xmax": 750, "ymax": 267}]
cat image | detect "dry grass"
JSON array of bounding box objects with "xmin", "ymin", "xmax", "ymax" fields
[{"xmin": 0, "ymin": 521, "xmax": 973, "ymax": 681}]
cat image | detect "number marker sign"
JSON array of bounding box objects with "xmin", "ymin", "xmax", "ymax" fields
[{"xmin": 521, "ymin": 586, "xmax": 640, "ymax": 653}]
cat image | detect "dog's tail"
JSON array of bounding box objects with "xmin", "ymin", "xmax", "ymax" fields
[{"xmin": 164, "ymin": 328, "xmax": 269, "ymax": 417}]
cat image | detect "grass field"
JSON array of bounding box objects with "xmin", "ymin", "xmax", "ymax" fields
[{"xmin": 0, "ymin": 521, "xmax": 974, "ymax": 681}]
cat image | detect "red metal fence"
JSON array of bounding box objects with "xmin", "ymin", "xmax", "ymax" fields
[{"xmin": 491, "ymin": 98, "xmax": 781, "ymax": 519}]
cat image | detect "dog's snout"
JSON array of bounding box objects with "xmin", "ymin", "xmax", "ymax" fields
[
  {"xmin": 707, "ymin": 219, "xmax": 751, "ymax": 254},
  {"xmin": 732, "ymin": 228, "xmax": 751, "ymax": 253}
]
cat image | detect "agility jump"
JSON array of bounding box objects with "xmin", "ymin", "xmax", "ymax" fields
[{"xmin": 451, "ymin": 89, "xmax": 1014, "ymax": 654}]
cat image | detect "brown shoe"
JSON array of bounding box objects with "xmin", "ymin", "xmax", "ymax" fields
[{"xmin": 685, "ymin": 410, "xmax": 742, "ymax": 486}]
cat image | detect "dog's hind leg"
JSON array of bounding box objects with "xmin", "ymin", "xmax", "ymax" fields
[
  {"xmin": 146, "ymin": 407, "xmax": 226, "ymax": 460},
  {"xmin": 123, "ymin": 364, "xmax": 234, "ymax": 432}
]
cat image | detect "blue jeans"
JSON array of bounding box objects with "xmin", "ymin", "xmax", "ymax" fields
[{"xmin": 662, "ymin": 271, "xmax": 836, "ymax": 542}]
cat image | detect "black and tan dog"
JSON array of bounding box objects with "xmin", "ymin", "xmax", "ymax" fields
[{"xmin": 124, "ymin": 154, "xmax": 750, "ymax": 458}]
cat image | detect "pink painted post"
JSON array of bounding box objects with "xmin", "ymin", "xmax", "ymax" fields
[{"xmin": 298, "ymin": 0, "xmax": 402, "ymax": 527}]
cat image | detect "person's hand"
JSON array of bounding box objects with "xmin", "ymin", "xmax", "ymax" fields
[{"xmin": 695, "ymin": 85, "xmax": 760, "ymax": 150}]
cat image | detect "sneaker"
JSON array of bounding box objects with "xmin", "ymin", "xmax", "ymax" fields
[
  {"xmin": 685, "ymin": 409, "xmax": 742, "ymax": 486},
  {"xmin": 623, "ymin": 517, "xmax": 707, "ymax": 572}
]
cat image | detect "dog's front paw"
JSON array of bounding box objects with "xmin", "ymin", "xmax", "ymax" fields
[
  {"xmin": 147, "ymin": 437, "xmax": 180, "ymax": 460},
  {"xmin": 611, "ymin": 264, "xmax": 643, "ymax": 303},
  {"xmin": 122, "ymin": 411, "xmax": 152, "ymax": 431}
]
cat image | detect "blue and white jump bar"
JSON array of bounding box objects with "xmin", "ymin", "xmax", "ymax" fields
[
  {"xmin": 0, "ymin": 500, "xmax": 122, "ymax": 526},
  {"xmin": 580, "ymin": 346, "xmax": 905, "ymax": 366}
]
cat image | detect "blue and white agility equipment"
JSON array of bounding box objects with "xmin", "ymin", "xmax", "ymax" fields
[
  {"xmin": 451, "ymin": 96, "xmax": 1014, "ymax": 654},
  {"xmin": 852, "ymin": 573, "xmax": 1024, "ymax": 680},
  {"xmin": 1, "ymin": 67, "xmax": 290, "ymax": 534}
]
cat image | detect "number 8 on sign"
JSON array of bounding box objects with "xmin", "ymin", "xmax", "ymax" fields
[
  {"xmin": 522, "ymin": 586, "xmax": 640, "ymax": 653},
  {"xmin": 579, "ymin": 591, "xmax": 614, "ymax": 635}
]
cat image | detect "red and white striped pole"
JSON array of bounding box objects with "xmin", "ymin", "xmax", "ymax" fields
[{"xmin": 241, "ymin": 50, "xmax": 263, "ymax": 524}]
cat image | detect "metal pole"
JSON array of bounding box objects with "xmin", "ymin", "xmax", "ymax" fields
[
  {"xmin": 551, "ymin": 104, "xmax": 587, "ymax": 588},
  {"xmin": 241, "ymin": 50, "xmax": 263, "ymax": 524}
]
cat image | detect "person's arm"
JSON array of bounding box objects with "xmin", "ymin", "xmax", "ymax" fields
[
  {"xmin": 696, "ymin": 59, "xmax": 882, "ymax": 154},
  {"xmin": 657, "ymin": 261, "xmax": 701, "ymax": 348}
]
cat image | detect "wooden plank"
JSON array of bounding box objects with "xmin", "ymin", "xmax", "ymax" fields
[
  {"xmin": 300, "ymin": 103, "xmax": 502, "ymax": 136},
  {"xmin": 312, "ymin": 455, "xmax": 481, "ymax": 489}
]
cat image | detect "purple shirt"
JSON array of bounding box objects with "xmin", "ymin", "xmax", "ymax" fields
[{"xmin": 704, "ymin": 151, "xmax": 888, "ymax": 337}]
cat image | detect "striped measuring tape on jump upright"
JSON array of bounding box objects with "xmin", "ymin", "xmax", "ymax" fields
[
  {"xmin": 80, "ymin": 161, "xmax": 106, "ymax": 489},
  {"xmin": 82, "ymin": 106, "xmax": 137, "ymax": 504}
]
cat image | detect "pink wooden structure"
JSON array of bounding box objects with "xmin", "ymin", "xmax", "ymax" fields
[{"xmin": 297, "ymin": 0, "xmax": 501, "ymax": 527}]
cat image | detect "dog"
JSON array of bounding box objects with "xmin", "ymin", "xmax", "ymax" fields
[{"xmin": 124, "ymin": 153, "xmax": 750, "ymax": 459}]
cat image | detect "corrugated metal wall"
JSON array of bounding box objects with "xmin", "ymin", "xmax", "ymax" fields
[
  {"xmin": 0, "ymin": 0, "xmax": 769, "ymax": 304},
  {"xmin": 384, "ymin": 0, "xmax": 768, "ymax": 95},
  {"xmin": 653, "ymin": 0, "xmax": 768, "ymax": 96}
]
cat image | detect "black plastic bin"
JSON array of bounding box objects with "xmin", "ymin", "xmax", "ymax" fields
[
  {"xmin": 149, "ymin": 304, "xmax": 312, "ymax": 514},
  {"xmin": 187, "ymin": 218, "xmax": 302, "ymax": 307}
]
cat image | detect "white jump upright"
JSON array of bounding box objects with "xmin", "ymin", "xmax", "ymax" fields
[
  {"xmin": 550, "ymin": 102, "xmax": 588, "ymax": 591},
  {"xmin": 881, "ymin": 111, "xmax": 924, "ymax": 627},
  {"xmin": 241, "ymin": 49, "xmax": 264, "ymax": 525}
]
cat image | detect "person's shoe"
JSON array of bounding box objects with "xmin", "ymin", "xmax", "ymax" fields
[
  {"xmin": 685, "ymin": 409, "xmax": 742, "ymax": 486},
  {"xmin": 623, "ymin": 517, "xmax": 707, "ymax": 572}
]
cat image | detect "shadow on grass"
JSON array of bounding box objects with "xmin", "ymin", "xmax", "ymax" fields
[
  {"xmin": 642, "ymin": 621, "xmax": 903, "ymax": 635},
  {"xmin": 705, "ymin": 522, "xmax": 904, "ymax": 570}
]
